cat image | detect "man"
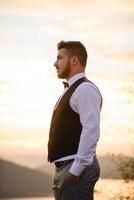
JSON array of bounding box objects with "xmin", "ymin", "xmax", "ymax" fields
[{"xmin": 48, "ymin": 41, "xmax": 102, "ymax": 200}]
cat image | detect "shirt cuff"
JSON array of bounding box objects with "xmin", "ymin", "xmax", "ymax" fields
[{"xmin": 69, "ymin": 161, "xmax": 86, "ymax": 176}]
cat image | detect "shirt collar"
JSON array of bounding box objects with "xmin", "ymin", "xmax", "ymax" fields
[{"xmin": 67, "ymin": 72, "xmax": 86, "ymax": 87}]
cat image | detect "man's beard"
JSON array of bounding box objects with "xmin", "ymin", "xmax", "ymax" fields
[{"xmin": 58, "ymin": 61, "xmax": 71, "ymax": 79}]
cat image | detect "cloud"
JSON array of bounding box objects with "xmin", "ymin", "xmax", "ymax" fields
[
  {"xmin": 0, "ymin": 0, "xmax": 134, "ymax": 17},
  {"xmin": 105, "ymin": 51, "xmax": 134, "ymax": 63},
  {"xmin": 0, "ymin": 0, "xmax": 134, "ymax": 80},
  {"xmin": 0, "ymin": 81, "xmax": 10, "ymax": 94}
]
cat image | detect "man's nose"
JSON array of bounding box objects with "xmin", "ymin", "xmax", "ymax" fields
[{"xmin": 54, "ymin": 61, "xmax": 57, "ymax": 67}]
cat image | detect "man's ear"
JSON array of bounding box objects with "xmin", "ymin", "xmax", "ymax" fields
[{"xmin": 71, "ymin": 56, "xmax": 78, "ymax": 66}]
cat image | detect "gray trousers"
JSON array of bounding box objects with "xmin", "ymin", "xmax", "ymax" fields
[{"xmin": 52, "ymin": 156, "xmax": 100, "ymax": 200}]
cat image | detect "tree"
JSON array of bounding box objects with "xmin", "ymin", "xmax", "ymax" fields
[{"xmin": 115, "ymin": 154, "xmax": 134, "ymax": 182}]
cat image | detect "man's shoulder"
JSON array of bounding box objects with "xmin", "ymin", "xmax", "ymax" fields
[
  {"xmin": 71, "ymin": 78, "xmax": 103, "ymax": 108},
  {"xmin": 77, "ymin": 79, "xmax": 100, "ymax": 92},
  {"xmin": 73, "ymin": 79, "xmax": 102, "ymax": 100}
]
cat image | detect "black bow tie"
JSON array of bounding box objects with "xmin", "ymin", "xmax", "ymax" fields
[{"xmin": 63, "ymin": 81, "xmax": 69, "ymax": 88}]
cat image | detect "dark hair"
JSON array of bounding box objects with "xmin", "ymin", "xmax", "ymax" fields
[{"xmin": 57, "ymin": 40, "xmax": 88, "ymax": 68}]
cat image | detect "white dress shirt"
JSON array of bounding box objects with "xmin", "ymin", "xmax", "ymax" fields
[{"xmin": 54, "ymin": 72, "xmax": 102, "ymax": 176}]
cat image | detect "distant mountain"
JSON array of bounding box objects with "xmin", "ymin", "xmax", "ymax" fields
[
  {"xmin": 0, "ymin": 159, "xmax": 52, "ymax": 198},
  {"xmin": 37, "ymin": 161, "xmax": 55, "ymax": 176},
  {"xmin": 0, "ymin": 155, "xmax": 122, "ymax": 198},
  {"xmin": 38, "ymin": 155, "xmax": 121, "ymax": 179}
]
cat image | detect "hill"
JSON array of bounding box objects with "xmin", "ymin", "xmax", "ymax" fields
[
  {"xmin": 98, "ymin": 155, "xmax": 121, "ymax": 179},
  {"xmin": 0, "ymin": 159, "xmax": 52, "ymax": 198}
]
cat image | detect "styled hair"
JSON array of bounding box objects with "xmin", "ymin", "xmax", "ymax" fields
[{"xmin": 57, "ymin": 40, "xmax": 88, "ymax": 68}]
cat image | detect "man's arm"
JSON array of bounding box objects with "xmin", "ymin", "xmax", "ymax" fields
[{"xmin": 69, "ymin": 83, "xmax": 101, "ymax": 180}]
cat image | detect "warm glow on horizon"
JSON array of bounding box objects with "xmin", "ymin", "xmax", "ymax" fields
[{"xmin": 0, "ymin": 0, "xmax": 134, "ymax": 167}]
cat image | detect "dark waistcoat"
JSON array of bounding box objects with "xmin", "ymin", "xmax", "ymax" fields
[{"xmin": 47, "ymin": 77, "xmax": 102, "ymax": 162}]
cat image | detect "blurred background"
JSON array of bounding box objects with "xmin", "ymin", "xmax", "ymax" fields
[{"xmin": 0, "ymin": 0, "xmax": 134, "ymax": 199}]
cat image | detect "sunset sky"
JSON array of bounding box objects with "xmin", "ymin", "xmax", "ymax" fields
[{"xmin": 0, "ymin": 0, "xmax": 134, "ymax": 168}]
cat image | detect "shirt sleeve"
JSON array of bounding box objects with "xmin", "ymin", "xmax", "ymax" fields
[{"xmin": 69, "ymin": 82, "xmax": 101, "ymax": 176}]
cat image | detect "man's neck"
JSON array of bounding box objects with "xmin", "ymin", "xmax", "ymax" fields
[
  {"xmin": 66, "ymin": 70, "xmax": 85, "ymax": 81},
  {"xmin": 66, "ymin": 72, "xmax": 86, "ymax": 87}
]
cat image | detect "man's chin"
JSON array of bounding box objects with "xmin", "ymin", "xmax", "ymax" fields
[
  {"xmin": 57, "ymin": 73, "xmax": 65, "ymax": 79},
  {"xmin": 57, "ymin": 71, "xmax": 69, "ymax": 79},
  {"xmin": 57, "ymin": 74, "xmax": 62, "ymax": 79}
]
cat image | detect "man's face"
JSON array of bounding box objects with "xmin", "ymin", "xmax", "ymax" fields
[{"xmin": 54, "ymin": 48, "xmax": 71, "ymax": 79}]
